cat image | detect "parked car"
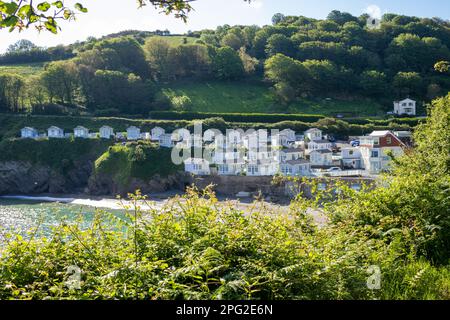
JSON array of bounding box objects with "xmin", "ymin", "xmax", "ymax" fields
[
  {"xmin": 336, "ymin": 114, "xmax": 345, "ymax": 119},
  {"xmin": 327, "ymin": 167, "xmax": 342, "ymax": 172},
  {"xmin": 350, "ymin": 140, "xmax": 360, "ymax": 147}
]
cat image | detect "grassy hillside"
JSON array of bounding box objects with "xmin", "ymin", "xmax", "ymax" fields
[
  {"xmin": 160, "ymin": 81, "xmax": 386, "ymax": 116},
  {"xmin": 152, "ymin": 35, "xmax": 197, "ymax": 46},
  {"xmin": 94, "ymin": 142, "xmax": 182, "ymax": 186},
  {"xmin": 0, "ymin": 62, "xmax": 46, "ymax": 76}
]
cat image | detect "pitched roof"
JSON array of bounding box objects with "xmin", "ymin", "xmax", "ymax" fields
[
  {"xmin": 285, "ymin": 159, "xmax": 310, "ymax": 165},
  {"xmin": 310, "ymin": 149, "xmax": 332, "ymax": 154},
  {"xmin": 305, "ymin": 128, "xmax": 321, "ymax": 133},
  {"xmin": 310, "ymin": 139, "xmax": 331, "ymax": 144},
  {"xmin": 369, "ymin": 130, "xmax": 391, "ymax": 137},
  {"xmin": 281, "ymin": 148, "xmax": 304, "ymax": 153}
]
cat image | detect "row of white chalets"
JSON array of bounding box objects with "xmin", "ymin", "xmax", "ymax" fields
[
  {"xmin": 20, "ymin": 125, "xmax": 409, "ymax": 177},
  {"xmin": 20, "ymin": 125, "xmax": 179, "ymax": 147},
  {"xmin": 184, "ymin": 128, "xmax": 342, "ymax": 177},
  {"xmin": 183, "ymin": 128, "xmax": 410, "ymax": 177}
]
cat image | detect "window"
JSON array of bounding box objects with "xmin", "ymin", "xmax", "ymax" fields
[
  {"xmin": 386, "ymin": 137, "xmax": 392, "ymax": 144},
  {"xmin": 373, "ymin": 138, "xmax": 380, "ymax": 146},
  {"xmin": 371, "ymin": 151, "xmax": 379, "ymax": 158}
]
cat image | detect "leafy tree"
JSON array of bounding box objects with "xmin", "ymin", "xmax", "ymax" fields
[
  {"xmin": 326, "ymin": 10, "xmax": 358, "ymax": 25},
  {"xmin": 238, "ymin": 48, "xmax": 259, "ymax": 75},
  {"xmin": 40, "ymin": 60, "xmax": 79, "ymax": 105},
  {"xmin": 272, "ymin": 13, "xmax": 286, "ymax": 25},
  {"xmin": 144, "ymin": 37, "xmax": 171, "ymax": 81},
  {"xmin": 359, "ymin": 70, "xmax": 388, "ymax": 97},
  {"xmin": 265, "ymin": 53, "xmax": 309, "ymax": 100},
  {"xmin": 213, "ymin": 47, "xmax": 245, "ymax": 80},
  {"xmin": 168, "ymin": 44, "xmax": 212, "ymax": 79},
  {"xmin": 265, "ymin": 34, "xmax": 296, "ymax": 57},
  {"xmin": 0, "ymin": 73, "xmax": 25, "ymax": 112},
  {"xmin": 7, "ymin": 39, "xmax": 36, "ymax": 52},
  {"xmin": 393, "ymin": 71, "xmax": 423, "ymax": 97},
  {"xmin": 95, "ymin": 37, "xmax": 151, "ymax": 79},
  {"xmin": 221, "ymin": 29, "xmax": 245, "ymax": 50}
]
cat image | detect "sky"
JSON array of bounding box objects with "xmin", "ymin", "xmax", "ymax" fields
[{"xmin": 1, "ymin": 0, "xmax": 450, "ymax": 53}]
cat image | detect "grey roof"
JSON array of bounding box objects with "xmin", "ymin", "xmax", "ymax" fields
[
  {"xmin": 282, "ymin": 147, "xmax": 304, "ymax": 154},
  {"xmin": 311, "ymin": 139, "xmax": 331, "ymax": 144},
  {"xmin": 311, "ymin": 149, "xmax": 333, "ymax": 154},
  {"xmin": 285, "ymin": 159, "xmax": 310, "ymax": 165}
]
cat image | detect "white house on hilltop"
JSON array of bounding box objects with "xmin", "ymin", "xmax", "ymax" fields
[
  {"xmin": 127, "ymin": 126, "xmax": 141, "ymax": 140},
  {"xmin": 394, "ymin": 98, "xmax": 416, "ymax": 116},
  {"xmin": 21, "ymin": 127, "xmax": 38, "ymax": 139},
  {"xmin": 99, "ymin": 126, "xmax": 114, "ymax": 139},
  {"xmin": 47, "ymin": 126, "xmax": 64, "ymax": 138},
  {"xmin": 74, "ymin": 126, "xmax": 89, "ymax": 138}
]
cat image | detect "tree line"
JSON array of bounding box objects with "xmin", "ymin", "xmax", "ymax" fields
[{"xmin": 1, "ymin": 11, "xmax": 450, "ymax": 115}]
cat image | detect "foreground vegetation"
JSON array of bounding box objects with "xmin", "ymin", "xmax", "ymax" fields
[{"xmin": 0, "ymin": 95, "xmax": 448, "ymax": 300}]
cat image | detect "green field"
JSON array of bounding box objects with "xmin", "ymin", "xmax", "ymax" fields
[
  {"xmin": 161, "ymin": 80, "xmax": 386, "ymax": 116},
  {"xmin": 0, "ymin": 62, "xmax": 46, "ymax": 76},
  {"xmin": 152, "ymin": 35, "xmax": 198, "ymax": 46}
]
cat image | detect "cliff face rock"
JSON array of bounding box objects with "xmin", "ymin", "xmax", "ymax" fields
[
  {"xmin": 0, "ymin": 160, "xmax": 188, "ymax": 196},
  {"xmin": 0, "ymin": 161, "xmax": 93, "ymax": 195}
]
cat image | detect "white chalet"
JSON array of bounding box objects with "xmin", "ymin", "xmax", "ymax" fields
[
  {"xmin": 308, "ymin": 139, "xmax": 333, "ymax": 152},
  {"xmin": 218, "ymin": 161, "xmax": 246, "ymax": 176},
  {"xmin": 47, "ymin": 126, "xmax": 64, "ymax": 138},
  {"xmin": 246, "ymin": 159, "xmax": 278, "ymax": 176},
  {"xmin": 159, "ymin": 133, "xmax": 177, "ymax": 148},
  {"xmin": 394, "ymin": 98, "xmax": 416, "ymax": 116},
  {"xmin": 341, "ymin": 148, "xmax": 362, "ymax": 169},
  {"xmin": 184, "ymin": 158, "xmax": 210, "ymax": 176},
  {"xmin": 280, "ymin": 129, "xmax": 296, "ymax": 142},
  {"xmin": 127, "ymin": 126, "xmax": 141, "ymax": 140},
  {"xmin": 280, "ymin": 160, "xmax": 311, "ymax": 176},
  {"xmin": 21, "ymin": 127, "xmax": 38, "ymax": 139},
  {"xmin": 310, "ymin": 150, "xmax": 333, "ymax": 167},
  {"xmin": 271, "ymin": 134, "xmax": 290, "ymax": 148},
  {"xmin": 275, "ymin": 148, "xmax": 304, "ymax": 162},
  {"xmin": 305, "ymin": 128, "xmax": 323, "ymax": 141},
  {"xmin": 74, "ymin": 126, "xmax": 89, "ymax": 138},
  {"xmin": 99, "ymin": 126, "xmax": 114, "ymax": 139},
  {"xmin": 151, "ymin": 127, "xmax": 165, "ymax": 141}
]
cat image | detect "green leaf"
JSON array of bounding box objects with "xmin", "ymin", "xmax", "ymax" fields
[
  {"xmin": 18, "ymin": 4, "xmax": 32, "ymax": 19},
  {"xmin": 74, "ymin": 3, "xmax": 88, "ymax": 13},
  {"xmin": 0, "ymin": 2, "xmax": 18, "ymax": 15},
  {"xmin": 52, "ymin": 1, "xmax": 64, "ymax": 9},
  {"xmin": 37, "ymin": 2, "xmax": 51, "ymax": 12},
  {"xmin": 0, "ymin": 15, "xmax": 18, "ymax": 27}
]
